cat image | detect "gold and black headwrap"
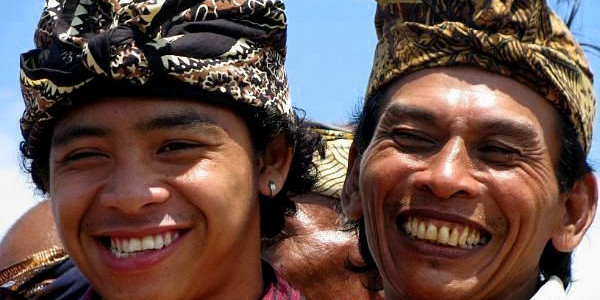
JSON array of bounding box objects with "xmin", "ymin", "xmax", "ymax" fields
[
  {"xmin": 20, "ymin": 0, "xmax": 290, "ymax": 150},
  {"xmin": 369, "ymin": 0, "xmax": 595, "ymax": 153},
  {"xmin": 311, "ymin": 125, "xmax": 353, "ymax": 199}
]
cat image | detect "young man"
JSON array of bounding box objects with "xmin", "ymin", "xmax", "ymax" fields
[
  {"xmin": 2, "ymin": 0, "xmax": 321, "ymax": 299},
  {"xmin": 342, "ymin": 1, "xmax": 597, "ymax": 299},
  {"xmin": 1, "ymin": 125, "xmax": 384, "ymax": 300}
]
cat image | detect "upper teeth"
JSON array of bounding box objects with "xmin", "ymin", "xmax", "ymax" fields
[
  {"xmin": 402, "ymin": 216, "xmax": 488, "ymax": 248},
  {"xmin": 110, "ymin": 231, "xmax": 179, "ymax": 258}
]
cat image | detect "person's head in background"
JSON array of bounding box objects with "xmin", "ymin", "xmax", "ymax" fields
[
  {"xmin": 342, "ymin": 1, "xmax": 597, "ymax": 300},
  {"xmin": 263, "ymin": 124, "xmax": 384, "ymax": 300},
  {"xmin": 16, "ymin": 1, "xmax": 321, "ymax": 299}
]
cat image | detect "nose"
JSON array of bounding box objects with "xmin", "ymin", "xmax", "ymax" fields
[
  {"xmin": 413, "ymin": 138, "xmax": 479, "ymax": 199},
  {"xmin": 99, "ymin": 159, "xmax": 169, "ymax": 214}
]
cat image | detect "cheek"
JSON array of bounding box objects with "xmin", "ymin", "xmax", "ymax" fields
[
  {"xmin": 486, "ymin": 168, "xmax": 561, "ymax": 239},
  {"xmin": 177, "ymin": 158, "xmax": 259, "ymax": 228},
  {"xmin": 49, "ymin": 176, "xmax": 95, "ymax": 254},
  {"xmin": 360, "ymin": 148, "xmax": 414, "ymax": 210}
]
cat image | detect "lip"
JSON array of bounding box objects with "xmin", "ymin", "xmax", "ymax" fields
[
  {"xmin": 94, "ymin": 227, "xmax": 189, "ymax": 274},
  {"xmin": 394, "ymin": 210, "xmax": 491, "ymax": 259}
]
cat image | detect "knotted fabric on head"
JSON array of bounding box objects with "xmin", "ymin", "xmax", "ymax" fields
[
  {"xmin": 368, "ymin": 0, "xmax": 595, "ymax": 153},
  {"xmin": 20, "ymin": 0, "xmax": 290, "ymax": 150}
]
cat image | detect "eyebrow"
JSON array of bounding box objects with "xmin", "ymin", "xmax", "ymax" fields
[
  {"xmin": 382, "ymin": 103, "xmax": 436, "ymax": 123},
  {"xmin": 52, "ymin": 111, "xmax": 220, "ymax": 148},
  {"xmin": 479, "ymin": 119, "xmax": 539, "ymax": 140},
  {"xmin": 382, "ymin": 103, "xmax": 539, "ymax": 139},
  {"xmin": 135, "ymin": 111, "xmax": 218, "ymax": 132},
  {"xmin": 52, "ymin": 126, "xmax": 109, "ymax": 148}
]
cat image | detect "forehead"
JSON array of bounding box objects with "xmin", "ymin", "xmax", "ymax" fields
[
  {"xmin": 50, "ymin": 96, "xmax": 246, "ymax": 145},
  {"xmin": 59, "ymin": 96, "xmax": 232, "ymax": 122},
  {"xmin": 380, "ymin": 67, "xmax": 562, "ymax": 135}
]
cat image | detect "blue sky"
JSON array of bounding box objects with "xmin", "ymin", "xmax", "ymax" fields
[{"xmin": 0, "ymin": 1, "xmax": 599, "ymax": 298}]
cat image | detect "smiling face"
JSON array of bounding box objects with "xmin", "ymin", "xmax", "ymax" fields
[
  {"xmin": 49, "ymin": 97, "xmax": 268, "ymax": 300},
  {"xmin": 350, "ymin": 67, "xmax": 573, "ymax": 300}
]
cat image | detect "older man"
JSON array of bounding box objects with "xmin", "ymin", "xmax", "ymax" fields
[{"xmin": 342, "ymin": 1, "xmax": 597, "ymax": 300}]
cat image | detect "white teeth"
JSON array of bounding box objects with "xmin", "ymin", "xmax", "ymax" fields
[
  {"xmin": 164, "ymin": 232, "xmax": 172, "ymax": 246},
  {"xmin": 402, "ymin": 217, "xmax": 487, "ymax": 248},
  {"xmin": 129, "ymin": 238, "xmax": 142, "ymax": 252},
  {"xmin": 438, "ymin": 226, "xmax": 450, "ymax": 244},
  {"xmin": 448, "ymin": 227, "xmax": 459, "ymax": 246},
  {"xmin": 109, "ymin": 231, "xmax": 180, "ymax": 257},
  {"xmin": 458, "ymin": 226, "xmax": 469, "ymax": 246},
  {"xmin": 411, "ymin": 218, "xmax": 418, "ymax": 237},
  {"xmin": 154, "ymin": 234, "xmax": 164, "ymax": 249},
  {"xmin": 417, "ymin": 222, "xmax": 426, "ymax": 239},
  {"xmin": 142, "ymin": 235, "xmax": 155, "ymax": 251},
  {"xmin": 122, "ymin": 239, "xmax": 130, "ymax": 252},
  {"xmin": 425, "ymin": 224, "xmax": 437, "ymax": 241}
]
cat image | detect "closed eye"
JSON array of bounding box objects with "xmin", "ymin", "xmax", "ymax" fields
[
  {"xmin": 479, "ymin": 143, "xmax": 520, "ymax": 164},
  {"xmin": 64, "ymin": 150, "xmax": 108, "ymax": 162},
  {"xmin": 158, "ymin": 141, "xmax": 203, "ymax": 153},
  {"xmin": 391, "ymin": 130, "xmax": 436, "ymax": 151}
]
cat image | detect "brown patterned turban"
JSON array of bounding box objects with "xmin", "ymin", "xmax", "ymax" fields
[
  {"xmin": 368, "ymin": 0, "xmax": 595, "ymax": 153},
  {"xmin": 20, "ymin": 0, "xmax": 290, "ymax": 150}
]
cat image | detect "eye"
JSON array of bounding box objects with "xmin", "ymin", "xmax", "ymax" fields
[
  {"xmin": 158, "ymin": 141, "xmax": 202, "ymax": 153},
  {"xmin": 390, "ymin": 130, "xmax": 435, "ymax": 151},
  {"xmin": 64, "ymin": 150, "xmax": 107, "ymax": 162},
  {"xmin": 479, "ymin": 143, "xmax": 519, "ymax": 164}
]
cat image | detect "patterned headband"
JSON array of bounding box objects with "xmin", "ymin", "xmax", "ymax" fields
[
  {"xmin": 368, "ymin": 0, "xmax": 595, "ymax": 153},
  {"xmin": 20, "ymin": 0, "xmax": 290, "ymax": 150}
]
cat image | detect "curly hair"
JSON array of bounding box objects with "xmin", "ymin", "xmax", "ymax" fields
[
  {"xmin": 19, "ymin": 77, "xmax": 323, "ymax": 239},
  {"xmin": 349, "ymin": 89, "xmax": 592, "ymax": 288}
]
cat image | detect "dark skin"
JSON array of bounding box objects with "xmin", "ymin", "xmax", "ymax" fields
[
  {"xmin": 1, "ymin": 196, "xmax": 383, "ymax": 300},
  {"xmin": 263, "ymin": 193, "xmax": 384, "ymax": 300}
]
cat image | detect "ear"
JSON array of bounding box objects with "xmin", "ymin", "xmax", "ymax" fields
[
  {"xmin": 258, "ymin": 133, "xmax": 294, "ymax": 198},
  {"xmin": 341, "ymin": 142, "xmax": 364, "ymax": 220},
  {"xmin": 552, "ymin": 172, "xmax": 598, "ymax": 252}
]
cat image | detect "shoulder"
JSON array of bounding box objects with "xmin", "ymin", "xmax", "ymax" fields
[
  {"xmin": 0, "ymin": 248, "xmax": 91, "ymax": 299},
  {"xmin": 0, "ymin": 201, "xmax": 61, "ymax": 269},
  {"xmin": 261, "ymin": 261, "xmax": 306, "ymax": 300}
]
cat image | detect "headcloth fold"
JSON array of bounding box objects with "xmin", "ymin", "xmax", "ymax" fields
[{"xmin": 20, "ymin": 0, "xmax": 290, "ymax": 149}]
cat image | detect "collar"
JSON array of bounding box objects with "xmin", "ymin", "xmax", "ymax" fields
[{"xmin": 530, "ymin": 276, "xmax": 567, "ymax": 300}]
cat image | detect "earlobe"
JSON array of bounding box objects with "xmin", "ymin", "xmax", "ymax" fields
[
  {"xmin": 552, "ymin": 172, "xmax": 598, "ymax": 252},
  {"xmin": 341, "ymin": 142, "xmax": 364, "ymax": 220},
  {"xmin": 258, "ymin": 134, "xmax": 294, "ymax": 198}
]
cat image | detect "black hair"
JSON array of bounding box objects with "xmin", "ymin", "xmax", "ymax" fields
[
  {"xmin": 348, "ymin": 88, "xmax": 592, "ymax": 288},
  {"xmin": 19, "ymin": 77, "xmax": 323, "ymax": 240}
]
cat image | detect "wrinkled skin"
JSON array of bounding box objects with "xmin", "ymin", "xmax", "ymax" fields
[
  {"xmin": 342, "ymin": 66, "xmax": 597, "ymax": 300},
  {"xmin": 263, "ymin": 193, "xmax": 384, "ymax": 300}
]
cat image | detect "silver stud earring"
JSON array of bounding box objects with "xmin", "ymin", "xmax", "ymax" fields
[{"xmin": 268, "ymin": 181, "xmax": 277, "ymax": 197}]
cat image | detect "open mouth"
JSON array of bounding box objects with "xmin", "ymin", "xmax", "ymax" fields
[
  {"xmin": 98, "ymin": 231, "xmax": 183, "ymax": 259},
  {"xmin": 398, "ymin": 215, "xmax": 491, "ymax": 248}
]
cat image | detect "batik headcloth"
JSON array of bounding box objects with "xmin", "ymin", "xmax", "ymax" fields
[
  {"xmin": 368, "ymin": 0, "xmax": 595, "ymax": 153},
  {"xmin": 20, "ymin": 0, "xmax": 290, "ymax": 149},
  {"xmin": 311, "ymin": 125, "xmax": 353, "ymax": 199}
]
